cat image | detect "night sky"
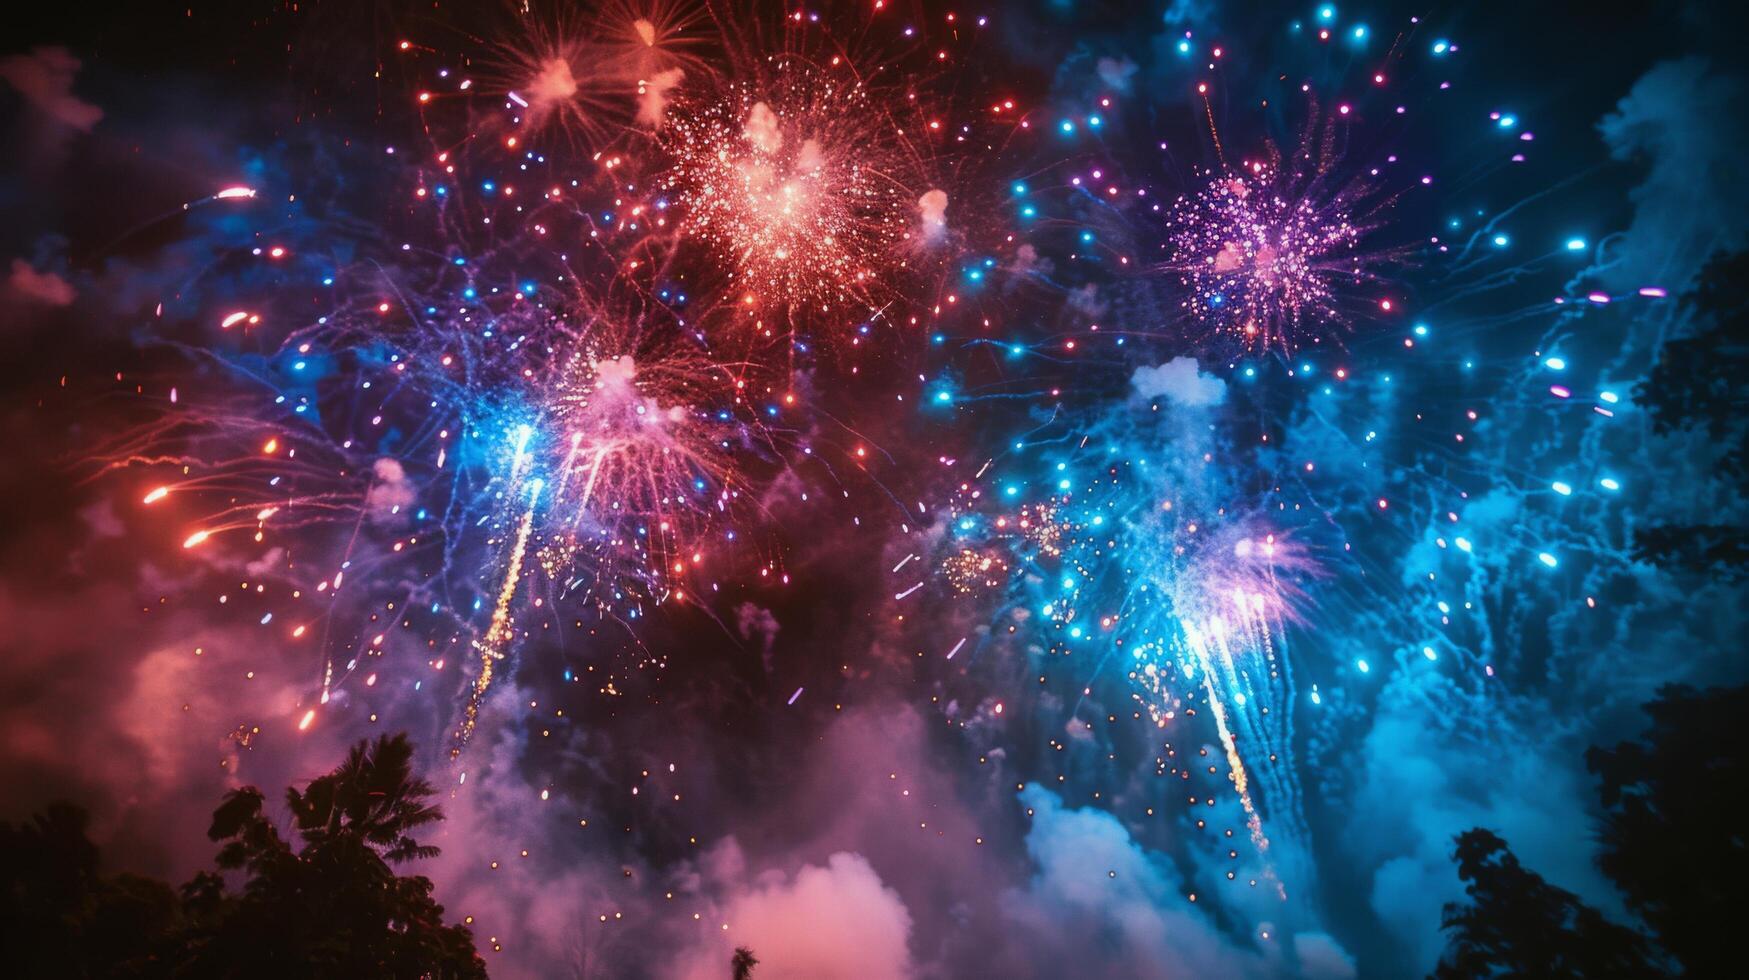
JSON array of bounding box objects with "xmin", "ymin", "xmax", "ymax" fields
[{"xmin": 3, "ymin": 1, "xmax": 1746, "ymax": 977}]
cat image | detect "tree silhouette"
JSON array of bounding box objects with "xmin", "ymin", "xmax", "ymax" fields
[
  {"xmin": 0, "ymin": 802, "xmax": 182, "ymax": 976},
  {"xmin": 1430, "ymin": 828, "xmax": 1655, "ymax": 979},
  {"xmin": 731, "ymin": 945, "xmax": 760, "ymax": 979},
  {"xmin": 286, "ymin": 732, "xmax": 446, "ymax": 861},
  {"xmin": 1636, "ymin": 249, "xmax": 1749, "ymax": 474},
  {"xmin": 1631, "ymin": 524, "xmax": 1749, "ymax": 582},
  {"xmin": 1587, "ymin": 683, "xmax": 1749, "ymax": 977},
  {"xmin": 0, "ymin": 732, "xmax": 485, "ymax": 979},
  {"xmin": 1633, "ymin": 249, "xmax": 1749, "ymax": 579},
  {"xmin": 190, "ymin": 732, "xmax": 484, "ymax": 978}
]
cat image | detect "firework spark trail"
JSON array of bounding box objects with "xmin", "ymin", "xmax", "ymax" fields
[
  {"xmin": 1181, "ymin": 589, "xmax": 1311, "ymax": 887},
  {"xmin": 1248, "ymin": 622, "xmax": 1312, "ymax": 854},
  {"xmin": 1183, "ymin": 621, "xmax": 1274, "ymax": 865},
  {"xmin": 1188, "ymin": 527, "xmax": 1320, "ymax": 850},
  {"xmin": 455, "ymin": 448, "xmax": 544, "ymax": 758}
]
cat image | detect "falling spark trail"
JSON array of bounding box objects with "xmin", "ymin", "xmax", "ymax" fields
[
  {"xmin": 1187, "ymin": 629, "xmax": 1267, "ymax": 850},
  {"xmin": 1185, "ymin": 623, "xmax": 1285, "ymax": 900},
  {"xmin": 453, "ymin": 477, "xmax": 542, "ymax": 758}
]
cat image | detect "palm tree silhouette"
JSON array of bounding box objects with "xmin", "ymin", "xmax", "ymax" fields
[
  {"xmin": 287, "ymin": 731, "xmax": 446, "ymax": 862},
  {"xmin": 202, "ymin": 731, "xmax": 485, "ymax": 978}
]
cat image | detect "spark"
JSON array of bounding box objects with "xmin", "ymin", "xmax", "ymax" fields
[
  {"xmin": 1160, "ymin": 120, "xmax": 1398, "ymax": 351},
  {"xmin": 454, "ymin": 479, "xmax": 543, "ymax": 758}
]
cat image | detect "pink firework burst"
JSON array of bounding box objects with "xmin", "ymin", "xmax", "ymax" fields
[{"xmin": 1161, "ymin": 136, "xmax": 1398, "ymax": 352}]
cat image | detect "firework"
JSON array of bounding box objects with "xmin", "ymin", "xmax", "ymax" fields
[
  {"xmin": 600, "ymin": 0, "xmax": 714, "ymax": 129},
  {"xmin": 475, "ymin": 3, "xmax": 639, "ymax": 152},
  {"xmin": 942, "ymin": 546, "xmax": 1010, "ymax": 594},
  {"xmin": 657, "ymin": 52, "xmax": 949, "ymax": 322},
  {"xmin": 516, "ymin": 285, "xmax": 756, "ymax": 576},
  {"xmin": 1134, "ymin": 521, "xmax": 1315, "ymax": 892},
  {"xmin": 102, "ymin": 168, "xmax": 770, "ymax": 750},
  {"xmin": 39, "ymin": 4, "xmax": 1691, "ymax": 974},
  {"xmin": 936, "ymin": 370, "xmax": 1322, "ymax": 889},
  {"xmin": 1159, "ymin": 121, "xmax": 1397, "ymax": 352}
]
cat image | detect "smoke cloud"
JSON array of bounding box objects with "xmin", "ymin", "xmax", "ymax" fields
[{"xmin": 1131, "ymin": 356, "xmax": 1228, "ymax": 408}]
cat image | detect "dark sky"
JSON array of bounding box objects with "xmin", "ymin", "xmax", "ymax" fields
[{"xmin": 3, "ymin": 2, "xmax": 1746, "ymax": 977}]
